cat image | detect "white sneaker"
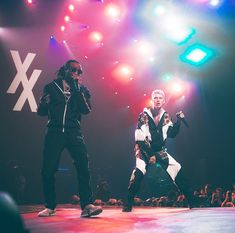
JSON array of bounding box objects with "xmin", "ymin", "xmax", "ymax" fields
[
  {"xmin": 80, "ymin": 204, "xmax": 102, "ymax": 217},
  {"xmin": 38, "ymin": 208, "xmax": 56, "ymax": 217}
]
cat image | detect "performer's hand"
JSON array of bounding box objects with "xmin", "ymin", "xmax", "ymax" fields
[
  {"xmin": 149, "ymin": 156, "xmax": 156, "ymax": 164},
  {"xmin": 176, "ymin": 111, "xmax": 185, "ymax": 119},
  {"xmin": 80, "ymin": 85, "xmax": 91, "ymax": 98},
  {"xmin": 77, "ymin": 76, "xmax": 82, "ymax": 86},
  {"xmin": 40, "ymin": 94, "xmax": 50, "ymax": 104},
  {"xmin": 176, "ymin": 110, "xmax": 189, "ymax": 127}
]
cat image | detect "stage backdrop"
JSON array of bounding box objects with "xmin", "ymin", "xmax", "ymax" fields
[{"xmin": 1, "ymin": 0, "xmax": 235, "ymax": 204}]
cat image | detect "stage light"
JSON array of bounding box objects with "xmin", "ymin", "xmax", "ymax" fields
[
  {"xmin": 61, "ymin": 25, "xmax": 65, "ymax": 32},
  {"xmin": 104, "ymin": 3, "xmax": 120, "ymax": 19},
  {"xmin": 168, "ymin": 82, "xmax": 186, "ymax": 99},
  {"xmin": 68, "ymin": 4, "xmax": 75, "ymax": 12},
  {"xmin": 208, "ymin": 0, "xmax": 224, "ymax": 8},
  {"xmin": 172, "ymin": 83, "xmax": 183, "ymax": 93},
  {"xmin": 149, "ymin": 57, "xmax": 155, "ymax": 62},
  {"xmin": 89, "ymin": 31, "xmax": 103, "ymax": 43},
  {"xmin": 64, "ymin": 16, "xmax": 70, "ymax": 22},
  {"xmin": 167, "ymin": 27, "xmax": 196, "ymax": 45},
  {"xmin": 112, "ymin": 64, "xmax": 134, "ymax": 84},
  {"xmin": 50, "ymin": 35, "xmax": 56, "ymax": 44},
  {"xmin": 209, "ymin": 0, "xmax": 219, "ymax": 6},
  {"xmin": 180, "ymin": 44, "xmax": 215, "ymax": 66},
  {"xmin": 121, "ymin": 66, "xmax": 131, "ymax": 75},
  {"xmin": 138, "ymin": 41, "xmax": 152, "ymax": 55},
  {"xmin": 25, "ymin": 0, "xmax": 36, "ymax": 7},
  {"xmin": 163, "ymin": 17, "xmax": 196, "ymax": 45},
  {"xmin": 154, "ymin": 5, "xmax": 166, "ymax": 16},
  {"xmin": 162, "ymin": 74, "xmax": 172, "ymax": 82},
  {"xmin": 134, "ymin": 40, "xmax": 155, "ymax": 62}
]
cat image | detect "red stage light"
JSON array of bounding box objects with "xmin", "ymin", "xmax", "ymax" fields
[{"xmin": 112, "ymin": 64, "xmax": 134, "ymax": 84}]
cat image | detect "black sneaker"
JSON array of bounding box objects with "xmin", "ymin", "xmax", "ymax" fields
[{"xmin": 81, "ymin": 204, "xmax": 103, "ymax": 217}]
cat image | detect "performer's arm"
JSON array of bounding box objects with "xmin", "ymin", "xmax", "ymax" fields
[
  {"xmin": 135, "ymin": 112, "xmax": 156, "ymax": 159},
  {"xmin": 74, "ymin": 85, "xmax": 92, "ymax": 114},
  {"xmin": 167, "ymin": 120, "xmax": 181, "ymax": 138},
  {"xmin": 37, "ymin": 85, "xmax": 50, "ymax": 116}
]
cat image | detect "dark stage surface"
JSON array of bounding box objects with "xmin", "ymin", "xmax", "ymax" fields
[{"xmin": 20, "ymin": 205, "xmax": 235, "ymax": 233}]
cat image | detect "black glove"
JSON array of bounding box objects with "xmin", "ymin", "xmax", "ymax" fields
[
  {"xmin": 80, "ymin": 85, "xmax": 91, "ymax": 98},
  {"xmin": 65, "ymin": 76, "xmax": 79, "ymax": 92}
]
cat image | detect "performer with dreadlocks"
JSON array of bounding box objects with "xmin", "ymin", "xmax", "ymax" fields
[{"xmin": 37, "ymin": 60, "xmax": 102, "ymax": 217}]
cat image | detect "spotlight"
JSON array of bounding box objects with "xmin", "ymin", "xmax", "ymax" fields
[
  {"xmin": 61, "ymin": 25, "xmax": 65, "ymax": 32},
  {"xmin": 105, "ymin": 3, "xmax": 121, "ymax": 19},
  {"xmin": 64, "ymin": 16, "xmax": 70, "ymax": 22},
  {"xmin": 180, "ymin": 44, "xmax": 215, "ymax": 66},
  {"xmin": 68, "ymin": 4, "xmax": 75, "ymax": 12},
  {"xmin": 154, "ymin": 5, "xmax": 166, "ymax": 16},
  {"xmin": 208, "ymin": 0, "xmax": 222, "ymax": 7},
  {"xmin": 89, "ymin": 31, "xmax": 103, "ymax": 43},
  {"xmin": 112, "ymin": 64, "xmax": 134, "ymax": 84}
]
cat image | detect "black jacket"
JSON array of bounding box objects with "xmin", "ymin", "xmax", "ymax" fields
[{"xmin": 37, "ymin": 78, "xmax": 91, "ymax": 132}]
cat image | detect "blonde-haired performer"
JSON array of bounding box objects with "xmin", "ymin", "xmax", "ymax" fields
[{"xmin": 122, "ymin": 89, "xmax": 195, "ymax": 212}]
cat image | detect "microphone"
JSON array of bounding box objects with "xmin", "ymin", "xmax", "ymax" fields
[
  {"xmin": 73, "ymin": 79, "xmax": 80, "ymax": 91},
  {"xmin": 176, "ymin": 112, "xmax": 189, "ymax": 128}
]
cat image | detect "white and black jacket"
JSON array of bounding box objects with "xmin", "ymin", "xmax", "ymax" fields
[{"xmin": 134, "ymin": 107, "xmax": 181, "ymax": 162}]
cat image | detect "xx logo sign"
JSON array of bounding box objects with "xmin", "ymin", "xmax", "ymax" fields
[{"xmin": 7, "ymin": 50, "xmax": 42, "ymax": 112}]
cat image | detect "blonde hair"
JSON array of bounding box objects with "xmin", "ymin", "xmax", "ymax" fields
[{"xmin": 151, "ymin": 89, "xmax": 165, "ymax": 100}]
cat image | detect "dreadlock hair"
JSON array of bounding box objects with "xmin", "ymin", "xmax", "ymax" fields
[{"xmin": 56, "ymin": 60, "xmax": 80, "ymax": 79}]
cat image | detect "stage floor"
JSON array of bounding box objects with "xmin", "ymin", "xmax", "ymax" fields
[{"xmin": 20, "ymin": 205, "xmax": 235, "ymax": 233}]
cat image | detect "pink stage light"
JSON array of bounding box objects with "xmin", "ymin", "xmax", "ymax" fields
[
  {"xmin": 68, "ymin": 4, "xmax": 75, "ymax": 12},
  {"xmin": 104, "ymin": 3, "xmax": 121, "ymax": 19},
  {"xmin": 61, "ymin": 25, "xmax": 65, "ymax": 32},
  {"xmin": 26, "ymin": 0, "xmax": 34, "ymax": 6},
  {"xmin": 64, "ymin": 16, "xmax": 70, "ymax": 22},
  {"xmin": 89, "ymin": 31, "xmax": 103, "ymax": 43}
]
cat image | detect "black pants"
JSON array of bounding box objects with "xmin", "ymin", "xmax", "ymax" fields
[
  {"xmin": 41, "ymin": 129, "xmax": 92, "ymax": 210},
  {"xmin": 125, "ymin": 152, "xmax": 192, "ymax": 207}
]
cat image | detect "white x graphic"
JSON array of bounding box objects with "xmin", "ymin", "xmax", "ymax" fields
[{"xmin": 7, "ymin": 50, "xmax": 42, "ymax": 112}]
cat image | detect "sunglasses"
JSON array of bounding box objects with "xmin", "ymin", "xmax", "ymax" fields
[{"xmin": 69, "ymin": 67, "xmax": 83, "ymax": 75}]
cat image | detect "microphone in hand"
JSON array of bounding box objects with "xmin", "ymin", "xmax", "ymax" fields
[
  {"xmin": 73, "ymin": 79, "xmax": 80, "ymax": 92},
  {"xmin": 176, "ymin": 111, "xmax": 189, "ymax": 128}
]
